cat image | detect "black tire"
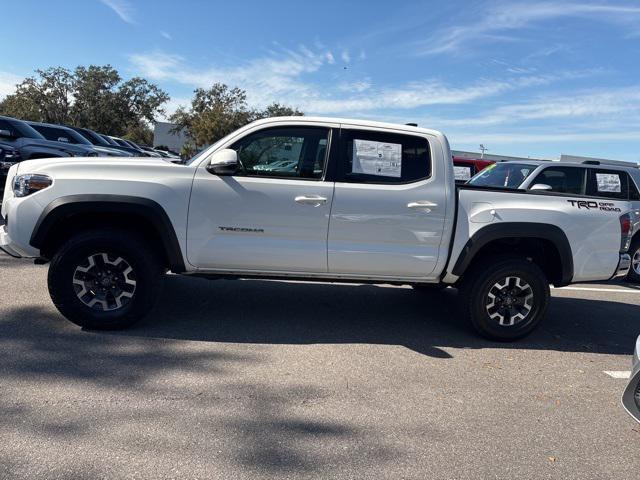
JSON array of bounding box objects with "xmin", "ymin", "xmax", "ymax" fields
[
  {"xmin": 626, "ymin": 238, "xmax": 640, "ymax": 283},
  {"xmin": 460, "ymin": 256, "xmax": 550, "ymax": 341},
  {"xmin": 48, "ymin": 229, "xmax": 164, "ymax": 330}
]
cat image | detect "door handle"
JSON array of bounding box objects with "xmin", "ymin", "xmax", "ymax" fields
[
  {"xmin": 295, "ymin": 195, "xmax": 328, "ymax": 207},
  {"xmin": 407, "ymin": 201, "xmax": 438, "ymax": 211}
]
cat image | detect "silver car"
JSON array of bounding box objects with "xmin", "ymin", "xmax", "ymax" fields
[{"xmin": 622, "ymin": 335, "xmax": 640, "ymax": 422}]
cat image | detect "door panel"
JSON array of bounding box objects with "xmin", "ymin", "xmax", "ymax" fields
[
  {"xmin": 187, "ymin": 125, "xmax": 334, "ymax": 272},
  {"xmin": 187, "ymin": 175, "xmax": 334, "ymax": 271},
  {"xmin": 328, "ymin": 128, "xmax": 446, "ymax": 278}
]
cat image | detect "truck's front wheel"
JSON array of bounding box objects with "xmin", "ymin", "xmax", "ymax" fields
[
  {"xmin": 48, "ymin": 229, "xmax": 163, "ymax": 330},
  {"xmin": 460, "ymin": 257, "xmax": 549, "ymax": 341}
]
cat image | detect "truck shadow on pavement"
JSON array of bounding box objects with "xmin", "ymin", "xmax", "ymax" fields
[
  {"xmin": 120, "ymin": 274, "xmax": 640, "ymax": 357},
  {"xmin": 0, "ymin": 305, "xmax": 398, "ymax": 477},
  {"xmin": 1, "ymin": 270, "xmax": 638, "ymax": 477}
]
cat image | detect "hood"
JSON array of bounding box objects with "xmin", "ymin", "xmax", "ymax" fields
[
  {"xmin": 23, "ymin": 137, "xmax": 96, "ymax": 155},
  {"xmin": 15, "ymin": 156, "xmax": 176, "ymax": 175}
]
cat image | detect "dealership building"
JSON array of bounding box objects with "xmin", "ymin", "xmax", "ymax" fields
[{"xmin": 153, "ymin": 122, "xmax": 188, "ymax": 153}]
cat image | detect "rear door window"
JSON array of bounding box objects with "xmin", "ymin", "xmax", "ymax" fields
[
  {"xmin": 530, "ymin": 167, "xmax": 586, "ymax": 194},
  {"xmin": 338, "ymin": 129, "xmax": 430, "ymax": 184},
  {"xmin": 586, "ymin": 169, "xmax": 630, "ymax": 199}
]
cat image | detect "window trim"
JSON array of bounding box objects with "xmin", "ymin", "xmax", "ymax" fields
[
  {"xmin": 336, "ymin": 128, "xmax": 432, "ymax": 185},
  {"xmin": 228, "ymin": 125, "xmax": 333, "ymax": 182}
]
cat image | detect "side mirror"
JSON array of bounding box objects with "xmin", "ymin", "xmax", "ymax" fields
[
  {"xmin": 0, "ymin": 129, "xmax": 14, "ymax": 139},
  {"xmin": 206, "ymin": 149, "xmax": 238, "ymax": 175},
  {"xmin": 530, "ymin": 183, "xmax": 552, "ymax": 191}
]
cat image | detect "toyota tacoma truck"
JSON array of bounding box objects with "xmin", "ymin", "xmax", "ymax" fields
[{"xmin": 0, "ymin": 117, "xmax": 633, "ymax": 340}]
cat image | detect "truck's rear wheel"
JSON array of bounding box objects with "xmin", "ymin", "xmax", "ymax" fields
[
  {"xmin": 460, "ymin": 257, "xmax": 549, "ymax": 341},
  {"xmin": 48, "ymin": 229, "xmax": 163, "ymax": 330},
  {"xmin": 626, "ymin": 238, "xmax": 640, "ymax": 283}
]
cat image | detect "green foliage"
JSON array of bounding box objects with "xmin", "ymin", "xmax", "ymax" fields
[
  {"xmin": 0, "ymin": 65, "xmax": 168, "ymax": 137},
  {"xmin": 170, "ymin": 83, "xmax": 303, "ymax": 148},
  {"xmin": 122, "ymin": 121, "xmax": 154, "ymax": 146}
]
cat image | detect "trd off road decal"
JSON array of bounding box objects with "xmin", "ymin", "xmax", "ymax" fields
[{"xmin": 567, "ymin": 200, "xmax": 621, "ymax": 212}]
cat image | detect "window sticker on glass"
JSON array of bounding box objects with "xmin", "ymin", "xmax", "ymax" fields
[
  {"xmin": 454, "ymin": 165, "xmax": 472, "ymax": 181},
  {"xmin": 352, "ymin": 139, "xmax": 402, "ymax": 177},
  {"xmin": 596, "ymin": 173, "xmax": 622, "ymax": 193}
]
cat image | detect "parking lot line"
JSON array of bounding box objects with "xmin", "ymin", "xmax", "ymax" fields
[{"xmin": 604, "ymin": 371, "xmax": 631, "ymax": 379}]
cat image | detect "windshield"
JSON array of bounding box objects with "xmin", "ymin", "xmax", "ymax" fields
[
  {"xmin": 31, "ymin": 124, "xmax": 93, "ymax": 145},
  {"xmin": 468, "ymin": 162, "xmax": 537, "ymax": 189},
  {"xmin": 76, "ymin": 128, "xmax": 112, "ymax": 147}
]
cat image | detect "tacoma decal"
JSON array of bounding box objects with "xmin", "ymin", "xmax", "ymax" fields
[
  {"xmin": 567, "ymin": 200, "xmax": 621, "ymax": 212},
  {"xmin": 218, "ymin": 226, "xmax": 265, "ymax": 233}
]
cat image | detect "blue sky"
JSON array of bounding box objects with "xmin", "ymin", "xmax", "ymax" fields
[{"xmin": 2, "ymin": 0, "xmax": 640, "ymax": 160}]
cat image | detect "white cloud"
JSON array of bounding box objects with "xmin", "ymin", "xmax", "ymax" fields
[
  {"xmin": 417, "ymin": 2, "xmax": 640, "ymax": 55},
  {"xmin": 325, "ymin": 52, "xmax": 335, "ymax": 64},
  {"xmin": 0, "ymin": 71, "xmax": 22, "ymax": 99},
  {"xmin": 129, "ymin": 48, "xmax": 588, "ymax": 115},
  {"xmin": 160, "ymin": 31, "xmax": 172, "ymax": 40},
  {"xmin": 431, "ymin": 85, "xmax": 640, "ymax": 128},
  {"xmin": 450, "ymin": 131, "xmax": 640, "ymax": 145},
  {"xmin": 341, "ymin": 50, "xmax": 351, "ymax": 63},
  {"xmin": 100, "ymin": 0, "xmax": 135, "ymax": 24}
]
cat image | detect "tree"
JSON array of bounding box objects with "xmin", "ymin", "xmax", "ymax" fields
[
  {"xmin": 170, "ymin": 83, "xmax": 253, "ymax": 148},
  {"xmin": 71, "ymin": 65, "xmax": 122, "ymax": 133},
  {"xmin": 253, "ymin": 102, "xmax": 304, "ymax": 120},
  {"xmin": 170, "ymin": 84, "xmax": 303, "ymax": 148},
  {"xmin": 0, "ymin": 67, "xmax": 75, "ymax": 124},
  {"xmin": 0, "ymin": 65, "xmax": 169, "ymax": 139}
]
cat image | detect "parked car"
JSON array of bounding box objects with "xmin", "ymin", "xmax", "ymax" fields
[
  {"xmin": 26, "ymin": 121, "xmax": 125, "ymax": 157},
  {"xmin": 622, "ymin": 335, "xmax": 640, "ymax": 423},
  {"xmin": 0, "ymin": 142, "xmax": 22, "ymax": 198},
  {"xmin": 139, "ymin": 146, "xmax": 182, "ymax": 163},
  {"xmin": 151, "ymin": 148, "xmax": 182, "ymax": 163},
  {"xmin": 126, "ymin": 142, "xmax": 162, "ymax": 158},
  {"xmin": 452, "ymin": 157, "xmax": 494, "ymax": 184},
  {"xmin": 103, "ymin": 136, "xmax": 151, "ymax": 157},
  {"xmin": 0, "ymin": 115, "xmax": 95, "ymax": 160},
  {"xmin": 467, "ymin": 159, "xmax": 640, "ymax": 282},
  {"xmin": 68, "ymin": 126, "xmax": 133, "ymax": 157},
  {"xmin": 0, "ymin": 116, "xmax": 632, "ymax": 340}
]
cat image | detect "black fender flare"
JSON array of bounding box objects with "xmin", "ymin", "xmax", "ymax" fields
[
  {"xmin": 30, "ymin": 194, "xmax": 186, "ymax": 273},
  {"xmin": 451, "ymin": 222, "xmax": 574, "ymax": 285}
]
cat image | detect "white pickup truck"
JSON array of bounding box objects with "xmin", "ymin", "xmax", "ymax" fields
[{"xmin": 0, "ymin": 117, "xmax": 633, "ymax": 340}]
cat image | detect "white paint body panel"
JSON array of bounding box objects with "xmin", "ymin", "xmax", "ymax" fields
[{"xmin": 0, "ymin": 116, "xmax": 628, "ymax": 286}]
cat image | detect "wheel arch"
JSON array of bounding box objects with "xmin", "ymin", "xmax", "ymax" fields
[
  {"xmin": 30, "ymin": 194, "xmax": 186, "ymax": 273},
  {"xmin": 451, "ymin": 222, "xmax": 573, "ymax": 286}
]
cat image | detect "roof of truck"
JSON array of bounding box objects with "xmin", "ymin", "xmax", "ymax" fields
[{"xmin": 250, "ymin": 116, "xmax": 445, "ymax": 137}]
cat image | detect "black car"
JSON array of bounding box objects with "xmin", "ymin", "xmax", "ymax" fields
[
  {"xmin": 67, "ymin": 126, "xmax": 133, "ymax": 157},
  {"xmin": 0, "ymin": 141, "xmax": 22, "ymax": 198},
  {"xmin": 0, "ymin": 116, "xmax": 95, "ymax": 160},
  {"xmin": 26, "ymin": 121, "xmax": 123, "ymax": 157}
]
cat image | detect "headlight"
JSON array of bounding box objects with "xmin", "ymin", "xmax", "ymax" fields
[{"xmin": 12, "ymin": 174, "xmax": 53, "ymax": 197}]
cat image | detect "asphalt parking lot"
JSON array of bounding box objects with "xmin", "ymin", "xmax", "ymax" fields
[{"xmin": 1, "ymin": 254, "xmax": 639, "ymax": 480}]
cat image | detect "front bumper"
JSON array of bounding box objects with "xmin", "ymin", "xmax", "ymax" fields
[
  {"xmin": 612, "ymin": 253, "xmax": 631, "ymax": 280},
  {"xmin": 622, "ymin": 336, "xmax": 640, "ymax": 423},
  {"xmin": 0, "ymin": 222, "xmax": 24, "ymax": 258}
]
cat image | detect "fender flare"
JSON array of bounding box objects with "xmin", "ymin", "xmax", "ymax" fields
[
  {"xmin": 30, "ymin": 194, "xmax": 186, "ymax": 273},
  {"xmin": 451, "ymin": 222, "xmax": 573, "ymax": 285}
]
